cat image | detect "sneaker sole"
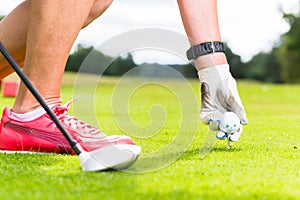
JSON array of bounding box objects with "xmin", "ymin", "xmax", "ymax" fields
[
  {"xmin": 0, "ymin": 144, "xmax": 142, "ymax": 172},
  {"xmin": 0, "ymin": 150, "xmax": 49, "ymax": 154}
]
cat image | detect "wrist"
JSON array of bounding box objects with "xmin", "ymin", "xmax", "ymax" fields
[
  {"xmin": 186, "ymin": 41, "xmax": 225, "ymax": 60},
  {"xmin": 194, "ymin": 53, "xmax": 227, "ymax": 70},
  {"xmin": 198, "ymin": 64, "xmax": 231, "ymax": 82},
  {"xmin": 186, "ymin": 41, "xmax": 227, "ymax": 70}
]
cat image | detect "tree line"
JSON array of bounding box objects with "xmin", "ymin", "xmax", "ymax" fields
[
  {"xmin": 229, "ymin": 11, "xmax": 300, "ymax": 83},
  {"xmin": 1, "ymin": 9, "xmax": 300, "ymax": 83},
  {"xmin": 65, "ymin": 11, "xmax": 300, "ymax": 83}
]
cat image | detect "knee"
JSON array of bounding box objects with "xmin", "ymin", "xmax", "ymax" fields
[
  {"xmin": 83, "ymin": 0, "xmax": 112, "ymax": 27},
  {"xmin": 88, "ymin": 0, "xmax": 113, "ymax": 21}
]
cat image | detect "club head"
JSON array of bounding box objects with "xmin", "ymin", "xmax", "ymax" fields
[{"xmin": 78, "ymin": 144, "xmax": 141, "ymax": 172}]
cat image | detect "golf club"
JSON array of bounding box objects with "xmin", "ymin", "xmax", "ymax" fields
[{"xmin": 0, "ymin": 42, "xmax": 141, "ymax": 171}]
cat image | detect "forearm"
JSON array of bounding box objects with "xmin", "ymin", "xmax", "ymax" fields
[
  {"xmin": 177, "ymin": 0, "xmax": 227, "ymax": 70},
  {"xmin": 177, "ymin": 0, "xmax": 221, "ymax": 44}
]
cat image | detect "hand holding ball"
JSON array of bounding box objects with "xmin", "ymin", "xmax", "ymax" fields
[
  {"xmin": 219, "ymin": 112, "xmax": 240, "ymax": 134},
  {"xmin": 215, "ymin": 112, "xmax": 240, "ymax": 143}
]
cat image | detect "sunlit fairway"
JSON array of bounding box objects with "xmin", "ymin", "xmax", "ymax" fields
[{"xmin": 0, "ymin": 72, "xmax": 300, "ymax": 200}]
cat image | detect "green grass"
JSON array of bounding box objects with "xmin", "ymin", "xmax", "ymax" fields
[{"xmin": 1, "ymin": 73, "xmax": 300, "ymax": 200}]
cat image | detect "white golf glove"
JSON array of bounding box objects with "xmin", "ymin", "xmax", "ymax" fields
[{"xmin": 198, "ymin": 64, "xmax": 248, "ymax": 142}]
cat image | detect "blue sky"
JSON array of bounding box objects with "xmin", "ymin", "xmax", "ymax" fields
[{"xmin": 0, "ymin": 0, "xmax": 299, "ymax": 64}]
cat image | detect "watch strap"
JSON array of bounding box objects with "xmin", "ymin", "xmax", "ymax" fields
[{"xmin": 186, "ymin": 41, "xmax": 225, "ymax": 60}]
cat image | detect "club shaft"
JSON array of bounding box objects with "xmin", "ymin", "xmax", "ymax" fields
[{"xmin": 0, "ymin": 42, "xmax": 81, "ymax": 155}]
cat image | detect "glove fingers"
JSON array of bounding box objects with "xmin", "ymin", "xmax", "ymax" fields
[
  {"xmin": 200, "ymin": 82, "xmax": 225, "ymax": 124},
  {"xmin": 229, "ymin": 125, "xmax": 243, "ymax": 142},
  {"xmin": 200, "ymin": 82, "xmax": 213, "ymax": 124},
  {"xmin": 221, "ymin": 77, "xmax": 248, "ymax": 125},
  {"xmin": 229, "ymin": 98, "xmax": 248, "ymax": 125},
  {"xmin": 200, "ymin": 109, "xmax": 223, "ymax": 125}
]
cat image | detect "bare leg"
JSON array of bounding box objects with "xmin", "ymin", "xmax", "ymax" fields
[
  {"xmin": 0, "ymin": 0, "xmax": 112, "ymax": 113},
  {"xmin": 11, "ymin": 0, "xmax": 96, "ymax": 113},
  {"xmin": 177, "ymin": 0, "xmax": 227, "ymax": 70},
  {"xmin": 0, "ymin": 0, "xmax": 112, "ymax": 80},
  {"xmin": 0, "ymin": 1, "xmax": 30, "ymax": 79}
]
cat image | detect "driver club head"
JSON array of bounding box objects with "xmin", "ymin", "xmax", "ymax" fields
[{"xmin": 79, "ymin": 144, "xmax": 141, "ymax": 172}]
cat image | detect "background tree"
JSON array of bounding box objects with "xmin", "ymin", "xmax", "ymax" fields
[
  {"xmin": 180, "ymin": 63, "xmax": 197, "ymax": 78},
  {"xmin": 225, "ymin": 44, "xmax": 246, "ymax": 79},
  {"xmin": 277, "ymin": 10, "xmax": 300, "ymax": 83},
  {"xmin": 66, "ymin": 45, "xmax": 137, "ymax": 75},
  {"xmin": 104, "ymin": 53, "xmax": 136, "ymax": 76},
  {"xmin": 66, "ymin": 44, "xmax": 113, "ymax": 74},
  {"xmin": 244, "ymin": 48, "xmax": 282, "ymax": 83}
]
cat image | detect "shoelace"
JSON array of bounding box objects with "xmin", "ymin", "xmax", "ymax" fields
[{"xmin": 53, "ymin": 100, "xmax": 104, "ymax": 137}]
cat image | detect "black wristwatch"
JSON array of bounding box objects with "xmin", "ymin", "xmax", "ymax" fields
[{"xmin": 186, "ymin": 41, "xmax": 225, "ymax": 60}]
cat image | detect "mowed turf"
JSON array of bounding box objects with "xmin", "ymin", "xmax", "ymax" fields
[{"xmin": 0, "ymin": 72, "xmax": 300, "ymax": 200}]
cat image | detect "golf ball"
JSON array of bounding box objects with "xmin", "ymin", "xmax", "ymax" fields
[{"xmin": 219, "ymin": 112, "xmax": 240, "ymax": 134}]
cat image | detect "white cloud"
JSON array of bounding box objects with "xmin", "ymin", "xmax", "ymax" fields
[
  {"xmin": 0, "ymin": 0, "xmax": 299, "ymax": 63},
  {"xmin": 218, "ymin": 0, "xmax": 296, "ymax": 61},
  {"xmin": 0, "ymin": 0, "xmax": 23, "ymax": 14}
]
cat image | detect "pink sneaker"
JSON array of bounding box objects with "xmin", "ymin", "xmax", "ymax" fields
[{"xmin": 0, "ymin": 100, "xmax": 135, "ymax": 154}]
